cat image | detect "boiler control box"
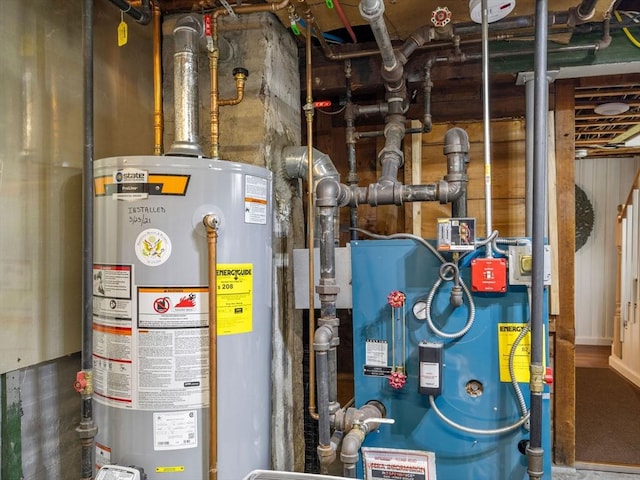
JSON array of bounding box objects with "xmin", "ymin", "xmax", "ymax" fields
[{"xmin": 471, "ymin": 257, "xmax": 507, "ymax": 292}]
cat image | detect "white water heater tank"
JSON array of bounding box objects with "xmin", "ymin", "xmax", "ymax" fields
[{"xmin": 92, "ymin": 155, "xmax": 273, "ymax": 479}]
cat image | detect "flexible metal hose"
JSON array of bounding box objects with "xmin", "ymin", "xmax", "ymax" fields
[
  {"xmin": 425, "ymin": 275, "xmax": 475, "ymax": 339},
  {"xmin": 429, "ymin": 395, "xmax": 530, "ymax": 435}
]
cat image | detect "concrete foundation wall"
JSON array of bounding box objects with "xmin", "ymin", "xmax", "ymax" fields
[{"xmin": 162, "ymin": 11, "xmax": 305, "ymax": 471}]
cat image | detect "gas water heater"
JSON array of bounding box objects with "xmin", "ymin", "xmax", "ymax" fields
[
  {"xmin": 350, "ymin": 238, "xmax": 551, "ymax": 479},
  {"xmin": 92, "ymin": 156, "xmax": 273, "ymax": 479}
]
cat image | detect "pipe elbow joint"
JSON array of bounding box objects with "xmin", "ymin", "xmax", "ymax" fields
[
  {"xmin": 340, "ymin": 428, "xmax": 366, "ymax": 464},
  {"xmin": 316, "ymin": 177, "xmax": 341, "ymax": 207},
  {"xmin": 437, "ymin": 179, "xmax": 467, "ymax": 205},
  {"xmin": 444, "ymin": 127, "xmax": 470, "ymax": 156},
  {"xmin": 314, "ymin": 325, "xmax": 334, "ymax": 352},
  {"xmin": 380, "ymin": 65, "xmax": 404, "ymax": 86},
  {"xmin": 317, "ymin": 444, "xmax": 337, "ymax": 466},
  {"xmin": 174, "ymin": 14, "xmax": 203, "ymax": 36}
]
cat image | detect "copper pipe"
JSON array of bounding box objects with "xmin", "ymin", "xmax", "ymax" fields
[
  {"xmin": 208, "ymin": 47, "xmax": 221, "ymax": 159},
  {"xmin": 204, "ymin": 215, "xmax": 219, "ymax": 480},
  {"xmin": 209, "ymin": 0, "xmax": 290, "ymax": 159},
  {"xmin": 304, "ymin": 13, "xmax": 320, "ymax": 422},
  {"xmin": 219, "ymin": 69, "xmax": 248, "ymax": 107},
  {"xmin": 152, "ymin": 2, "xmax": 163, "ymax": 155}
]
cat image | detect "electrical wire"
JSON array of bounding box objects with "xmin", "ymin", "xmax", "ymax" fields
[
  {"xmin": 317, "ymin": 105, "xmax": 347, "ymax": 116},
  {"xmin": 615, "ymin": 10, "xmax": 640, "ymax": 48}
]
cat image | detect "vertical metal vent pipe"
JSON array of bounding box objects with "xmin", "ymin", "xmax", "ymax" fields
[{"xmin": 168, "ymin": 15, "xmax": 205, "ymax": 157}]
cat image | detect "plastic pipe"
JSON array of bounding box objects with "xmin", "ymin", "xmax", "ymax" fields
[
  {"xmin": 332, "ymin": 0, "xmax": 358, "ymax": 43},
  {"xmin": 204, "ymin": 215, "xmax": 219, "ymax": 480}
]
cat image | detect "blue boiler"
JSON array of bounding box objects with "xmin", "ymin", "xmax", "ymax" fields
[{"xmin": 350, "ymin": 239, "xmax": 551, "ymax": 480}]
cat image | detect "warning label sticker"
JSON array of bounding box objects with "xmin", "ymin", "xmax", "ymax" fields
[
  {"xmin": 497, "ymin": 323, "xmax": 545, "ymax": 383},
  {"xmin": 244, "ymin": 175, "xmax": 268, "ymax": 225},
  {"xmin": 138, "ymin": 287, "xmax": 208, "ymax": 329},
  {"xmin": 93, "ymin": 264, "xmax": 131, "ymax": 299},
  {"xmin": 216, "ymin": 264, "xmax": 253, "ymax": 335}
]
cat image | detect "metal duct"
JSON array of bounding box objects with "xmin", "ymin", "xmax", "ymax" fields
[{"xmin": 168, "ymin": 15, "xmax": 204, "ymax": 157}]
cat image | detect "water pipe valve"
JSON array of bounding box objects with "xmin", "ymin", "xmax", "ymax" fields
[
  {"xmin": 74, "ymin": 371, "xmax": 88, "ymax": 393},
  {"xmin": 431, "ymin": 6, "xmax": 452, "ymax": 28}
]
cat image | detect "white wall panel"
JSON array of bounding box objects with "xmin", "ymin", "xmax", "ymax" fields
[{"xmin": 575, "ymin": 157, "xmax": 640, "ymax": 345}]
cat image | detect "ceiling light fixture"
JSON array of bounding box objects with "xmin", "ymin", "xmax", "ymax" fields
[{"xmin": 594, "ymin": 102, "xmax": 630, "ymax": 116}]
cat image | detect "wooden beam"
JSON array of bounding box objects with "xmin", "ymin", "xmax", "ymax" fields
[{"xmin": 552, "ymin": 78, "xmax": 577, "ymax": 467}]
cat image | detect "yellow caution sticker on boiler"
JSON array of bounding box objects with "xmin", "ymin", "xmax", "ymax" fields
[
  {"xmin": 497, "ymin": 323, "xmax": 545, "ymax": 383},
  {"xmin": 216, "ymin": 264, "xmax": 253, "ymax": 335},
  {"xmin": 156, "ymin": 466, "xmax": 185, "ymax": 473}
]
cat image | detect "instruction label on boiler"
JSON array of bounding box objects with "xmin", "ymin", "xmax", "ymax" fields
[
  {"xmin": 216, "ymin": 264, "xmax": 253, "ymax": 335},
  {"xmin": 362, "ymin": 447, "xmax": 437, "ymax": 480},
  {"xmin": 498, "ymin": 323, "xmax": 545, "ymax": 383}
]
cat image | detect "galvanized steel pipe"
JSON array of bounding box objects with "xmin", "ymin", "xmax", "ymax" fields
[
  {"xmin": 528, "ymin": 0, "xmax": 549, "ymax": 478},
  {"xmin": 168, "ymin": 15, "xmax": 204, "ymax": 157}
]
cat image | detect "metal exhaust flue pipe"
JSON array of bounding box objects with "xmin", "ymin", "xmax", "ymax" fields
[{"xmin": 168, "ymin": 15, "xmax": 205, "ymax": 157}]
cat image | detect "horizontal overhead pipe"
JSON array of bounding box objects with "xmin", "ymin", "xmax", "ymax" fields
[{"xmin": 107, "ymin": 0, "xmax": 151, "ymax": 24}]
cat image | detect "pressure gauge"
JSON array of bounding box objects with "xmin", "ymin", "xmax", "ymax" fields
[{"xmin": 412, "ymin": 300, "xmax": 428, "ymax": 320}]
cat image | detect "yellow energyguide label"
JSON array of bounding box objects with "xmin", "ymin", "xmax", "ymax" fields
[
  {"xmin": 156, "ymin": 466, "xmax": 185, "ymax": 473},
  {"xmin": 216, "ymin": 263, "xmax": 254, "ymax": 335},
  {"xmin": 497, "ymin": 323, "xmax": 545, "ymax": 383}
]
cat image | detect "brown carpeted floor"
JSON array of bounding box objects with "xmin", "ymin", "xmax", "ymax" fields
[{"xmin": 576, "ymin": 367, "xmax": 640, "ymax": 465}]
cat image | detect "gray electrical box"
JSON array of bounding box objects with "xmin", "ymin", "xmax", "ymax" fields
[{"xmin": 508, "ymin": 244, "xmax": 552, "ymax": 286}]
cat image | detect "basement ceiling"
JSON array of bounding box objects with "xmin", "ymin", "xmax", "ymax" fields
[{"xmin": 155, "ymin": 0, "xmax": 640, "ymax": 158}]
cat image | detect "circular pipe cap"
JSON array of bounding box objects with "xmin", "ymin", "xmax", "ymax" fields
[{"xmin": 232, "ymin": 67, "xmax": 249, "ymax": 77}]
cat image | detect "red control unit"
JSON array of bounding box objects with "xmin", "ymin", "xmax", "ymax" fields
[{"xmin": 471, "ymin": 257, "xmax": 507, "ymax": 292}]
